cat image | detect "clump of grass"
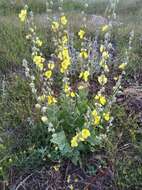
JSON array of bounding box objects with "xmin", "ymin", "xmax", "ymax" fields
[
  {"xmin": 0, "ymin": 75, "xmax": 35, "ymax": 152},
  {"xmin": 0, "ymin": 20, "xmax": 29, "ymax": 73},
  {"xmin": 106, "ymin": 104, "xmax": 142, "ymax": 189},
  {"xmin": 117, "ymin": 0, "xmax": 142, "ymax": 15},
  {"xmin": 112, "ymin": 25, "xmax": 142, "ymax": 81},
  {"xmin": 0, "ymin": 0, "xmax": 46, "ymax": 16},
  {"xmin": 0, "ymin": 18, "xmax": 46, "ymax": 74},
  {"xmin": 63, "ymin": 1, "xmax": 84, "ymax": 12}
]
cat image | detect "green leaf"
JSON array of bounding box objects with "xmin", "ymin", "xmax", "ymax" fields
[{"xmin": 51, "ymin": 131, "xmax": 71, "ymax": 155}]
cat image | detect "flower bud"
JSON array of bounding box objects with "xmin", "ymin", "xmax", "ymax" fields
[{"xmin": 41, "ymin": 116, "xmax": 48, "ymax": 124}]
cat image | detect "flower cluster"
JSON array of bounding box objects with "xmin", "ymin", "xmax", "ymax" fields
[
  {"xmin": 55, "ymin": 16, "xmax": 71, "ymax": 74},
  {"xmin": 71, "ymin": 129, "xmax": 90, "ymax": 147},
  {"xmin": 19, "ymin": 6, "xmax": 27, "ymax": 22},
  {"xmin": 18, "ymin": 4, "xmax": 130, "ymax": 159},
  {"xmin": 79, "ymin": 70, "xmax": 90, "ymax": 82},
  {"xmin": 64, "ymin": 83, "xmax": 76, "ymax": 97}
]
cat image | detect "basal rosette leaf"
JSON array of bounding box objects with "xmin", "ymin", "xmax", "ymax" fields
[{"xmin": 51, "ymin": 131, "xmax": 72, "ymax": 156}]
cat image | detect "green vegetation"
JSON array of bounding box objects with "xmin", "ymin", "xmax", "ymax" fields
[
  {"xmin": 0, "ymin": 21, "xmax": 28, "ymax": 73},
  {"xmin": 0, "ymin": 0, "xmax": 141, "ymax": 75},
  {"xmin": 0, "ymin": 0, "xmax": 46, "ymax": 15},
  {"xmin": 0, "ymin": 0, "xmax": 141, "ymax": 189}
]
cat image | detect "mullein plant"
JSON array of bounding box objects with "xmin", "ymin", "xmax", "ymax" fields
[{"xmin": 18, "ymin": 3, "xmax": 133, "ymax": 163}]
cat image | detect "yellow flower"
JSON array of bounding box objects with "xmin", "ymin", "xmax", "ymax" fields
[
  {"xmin": 78, "ymin": 134, "xmax": 85, "ymax": 142},
  {"xmin": 47, "ymin": 97, "xmax": 52, "ymax": 104},
  {"xmin": 52, "ymin": 97, "xmax": 57, "ymax": 104},
  {"xmin": 99, "ymin": 61, "xmax": 109, "ymax": 72},
  {"xmin": 80, "ymin": 50, "xmax": 88, "ymax": 59},
  {"xmin": 95, "ymin": 94, "xmax": 107, "ymax": 105},
  {"xmin": 92, "ymin": 110, "xmax": 101, "ymax": 125},
  {"xmin": 48, "ymin": 62, "xmax": 55, "ymax": 70},
  {"xmin": 69, "ymin": 184, "xmax": 74, "ymax": 190},
  {"xmin": 92, "ymin": 109, "xmax": 98, "ymax": 117},
  {"xmin": 41, "ymin": 116, "xmax": 48, "ymax": 124},
  {"xmin": 119, "ymin": 63, "xmax": 127, "ymax": 70},
  {"xmin": 114, "ymin": 76, "xmax": 118, "ymax": 81},
  {"xmin": 81, "ymin": 129, "xmax": 90, "ymax": 139},
  {"xmin": 79, "ymin": 71, "xmax": 90, "ymax": 82},
  {"xmin": 59, "ymin": 47, "xmax": 71, "ymax": 73},
  {"xmin": 83, "ymin": 71, "xmax": 90, "ymax": 82},
  {"xmin": 53, "ymin": 165, "xmax": 60, "ymax": 172},
  {"xmin": 104, "ymin": 64, "xmax": 109, "ymax": 72},
  {"xmin": 38, "ymin": 63, "xmax": 44, "ymax": 70},
  {"xmin": 35, "ymin": 39, "xmax": 43, "ymax": 47},
  {"xmin": 38, "ymin": 95, "xmax": 46, "ymax": 102},
  {"xmin": 60, "ymin": 68, "xmax": 65, "ymax": 73},
  {"xmin": 58, "ymin": 51, "xmax": 63, "ymax": 60},
  {"xmin": 64, "ymin": 83, "xmax": 70, "ymax": 93},
  {"xmin": 95, "ymin": 94, "xmax": 100, "ymax": 100},
  {"xmin": 63, "ymin": 83, "xmax": 75, "ymax": 97},
  {"xmin": 100, "ymin": 45, "xmax": 105, "ymax": 53},
  {"xmin": 99, "ymin": 59, "xmax": 105, "ymax": 67},
  {"xmin": 103, "ymin": 112, "xmax": 110, "ymax": 121},
  {"xmin": 44, "ymin": 70, "xmax": 52, "ymax": 79},
  {"xmin": 62, "ymin": 48, "xmax": 70, "ymax": 59},
  {"xmin": 94, "ymin": 115, "xmax": 101, "ymax": 125},
  {"xmin": 60, "ymin": 60, "xmax": 70, "ymax": 73},
  {"xmin": 19, "ymin": 9, "xmax": 27, "ymax": 22},
  {"xmin": 70, "ymin": 92, "xmax": 76, "ymax": 97},
  {"xmin": 61, "ymin": 58, "xmax": 70, "ymax": 69},
  {"xmin": 47, "ymin": 95, "xmax": 57, "ymax": 105},
  {"xmin": 99, "ymin": 95, "xmax": 107, "ymax": 105},
  {"xmin": 78, "ymin": 29, "xmax": 85, "ymax": 39},
  {"xmin": 98, "ymin": 74, "xmax": 108, "ymax": 85},
  {"xmin": 52, "ymin": 21, "xmax": 59, "ymax": 32},
  {"xmin": 62, "ymin": 35, "xmax": 68, "ymax": 45},
  {"xmin": 60, "ymin": 16, "xmax": 68, "ymax": 25},
  {"xmin": 33, "ymin": 55, "xmax": 45, "ymax": 70},
  {"xmin": 79, "ymin": 72, "xmax": 83, "ymax": 78},
  {"xmin": 71, "ymin": 136, "xmax": 78, "ymax": 147},
  {"xmin": 102, "ymin": 51, "xmax": 109, "ymax": 60},
  {"xmin": 102, "ymin": 25, "xmax": 109, "ymax": 32}
]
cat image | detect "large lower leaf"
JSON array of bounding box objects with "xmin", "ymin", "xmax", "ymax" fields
[{"xmin": 51, "ymin": 131, "xmax": 72, "ymax": 155}]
